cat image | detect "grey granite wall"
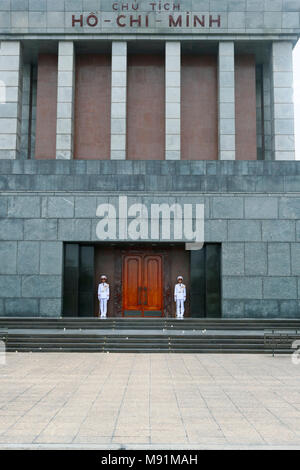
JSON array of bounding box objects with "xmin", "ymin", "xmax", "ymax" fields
[
  {"xmin": 0, "ymin": 160, "xmax": 300, "ymax": 318},
  {"xmin": 2, "ymin": 160, "xmax": 300, "ymax": 191}
]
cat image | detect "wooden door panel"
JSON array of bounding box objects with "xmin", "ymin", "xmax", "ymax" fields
[
  {"xmin": 143, "ymin": 256, "xmax": 162, "ymax": 314},
  {"xmin": 123, "ymin": 255, "xmax": 143, "ymax": 315}
]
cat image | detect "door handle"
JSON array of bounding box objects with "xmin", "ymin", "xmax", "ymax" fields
[
  {"xmin": 138, "ymin": 286, "xmax": 142, "ymax": 305},
  {"xmin": 144, "ymin": 287, "xmax": 148, "ymax": 305}
]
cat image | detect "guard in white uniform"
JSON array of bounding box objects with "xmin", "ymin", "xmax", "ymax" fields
[
  {"xmin": 98, "ymin": 275, "xmax": 110, "ymax": 318},
  {"xmin": 174, "ymin": 276, "xmax": 186, "ymax": 319}
]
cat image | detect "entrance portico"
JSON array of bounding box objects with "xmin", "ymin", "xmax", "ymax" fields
[{"xmin": 62, "ymin": 242, "xmax": 221, "ymax": 319}]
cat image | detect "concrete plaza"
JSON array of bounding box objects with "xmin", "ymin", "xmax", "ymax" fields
[{"xmin": 1, "ymin": 353, "xmax": 300, "ymax": 449}]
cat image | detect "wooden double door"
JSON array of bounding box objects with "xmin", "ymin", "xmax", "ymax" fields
[{"xmin": 123, "ymin": 253, "xmax": 163, "ymax": 317}]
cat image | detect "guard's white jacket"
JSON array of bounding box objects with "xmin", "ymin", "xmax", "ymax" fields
[
  {"xmin": 98, "ymin": 283, "xmax": 110, "ymax": 300},
  {"xmin": 174, "ymin": 283, "xmax": 186, "ymax": 301}
]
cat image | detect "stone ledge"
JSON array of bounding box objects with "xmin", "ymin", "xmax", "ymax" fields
[
  {"xmin": 0, "ymin": 171, "xmax": 300, "ymax": 193},
  {"xmin": 0, "ymin": 161, "xmax": 300, "ymax": 193},
  {"xmin": 1, "ymin": 160, "xmax": 300, "ymax": 176}
]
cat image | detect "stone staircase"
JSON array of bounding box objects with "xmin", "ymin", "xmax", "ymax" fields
[
  {"xmin": 1, "ymin": 318, "xmax": 300, "ymax": 353},
  {"xmin": 2, "ymin": 317, "xmax": 300, "ymax": 329}
]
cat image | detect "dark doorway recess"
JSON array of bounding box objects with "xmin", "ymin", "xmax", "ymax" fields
[
  {"xmin": 190, "ymin": 244, "xmax": 221, "ymax": 318},
  {"xmin": 63, "ymin": 244, "xmax": 94, "ymax": 317}
]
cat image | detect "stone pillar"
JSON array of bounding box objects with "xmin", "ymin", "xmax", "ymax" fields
[
  {"xmin": 165, "ymin": 42, "xmax": 181, "ymax": 160},
  {"xmin": 30, "ymin": 66, "xmax": 37, "ymax": 159},
  {"xmin": 111, "ymin": 41, "xmax": 127, "ymax": 160},
  {"xmin": 218, "ymin": 42, "xmax": 235, "ymax": 160},
  {"xmin": 271, "ymin": 41, "xmax": 295, "ymax": 161},
  {"xmin": 256, "ymin": 65, "xmax": 263, "ymax": 160},
  {"xmin": 0, "ymin": 41, "xmax": 23, "ymax": 160},
  {"xmin": 263, "ymin": 62, "xmax": 272, "ymax": 161},
  {"xmin": 56, "ymin": 41, "xmax": 75, "ymax": 160},
  {"xmin": 20, "ymin": 64, "xmax": 32, "ymax": 160}
]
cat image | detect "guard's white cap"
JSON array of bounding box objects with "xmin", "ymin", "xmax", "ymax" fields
[
  {"xmin": 100, "ymin": 275, "xmax": 107, "ymax": 280},
  {"xmin": 177, "ymin": 275, "xmax": 183, "ymax": 281}
]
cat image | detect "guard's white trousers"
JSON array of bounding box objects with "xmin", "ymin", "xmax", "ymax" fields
[
  {"xmin": 176, "ymin": 299, "xmax": 185, "ymax": 317},
  {"xmin": 99, "ymin": 299, "xmax": 108, "ymax": 318}
]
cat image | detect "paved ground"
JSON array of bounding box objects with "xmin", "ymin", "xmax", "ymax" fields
[{"xmin": 1, "ymin": 353, "xmax": 300, "ymax": 449}]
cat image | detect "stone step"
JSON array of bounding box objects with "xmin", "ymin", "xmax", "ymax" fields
[
  {"xmin": 1, "ymin": 317, "xmax": 300, "ymax": 331},
  {"xmin": 3, "ymin": 317, "xmax": 299, "ymax": 354},
  {"xmin": 7, "ymin": 335, "xmax": 266, "ymax": 341},
  {"xmin": 6, "ymin": 342, "xmax": 278, "ymax": 349},
  {"xmin": 6, "ymin": 347, "xmax": 292, "ymax": 354},
  {"xmin": 6, "ymin": 335, "xmax": 294, "ymax": 353}
]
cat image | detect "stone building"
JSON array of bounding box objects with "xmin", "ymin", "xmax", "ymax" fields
[{"xmin": 0, "ymin": 0, "xmax": 300, "ymax": 319}]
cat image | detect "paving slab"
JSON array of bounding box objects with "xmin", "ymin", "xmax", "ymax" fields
[{"xmin": 0, "ymin": 353, "xmax": 300, "ymax": 449}]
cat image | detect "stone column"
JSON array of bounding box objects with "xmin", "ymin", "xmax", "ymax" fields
[
  {"xmin": 30, "ymin": 66, "xmax": 37, "ymax": 159},
  {"xmin": 111, "ymin": 41, "xmax": 127, "ymax": 160},
  {"xmin": 165, "ymin": 41, "xmax": 181, "ymax": 160},
  {"xmin": 56, "ymin": 41, "xmax": 75, "ymax": 160},
  {"xmin": 271, "ymin": 41, "xmax": 295, "ymax": 161},
  {"xmin": 20, "ymin": 64, "xmax": 32, "ymax": 160},
  {"xmin": 263, "ymin": 62, "xmax": 272, "ymax": 161},
  {"xmin": 256, "ymin": 65, "xmax": 263, "ymax": 160},
  {"xmin": 0, "ymin": 41, "xmax": 23, "ymax": 160},
  {"xmin": 218, "ymin": 42, "xmax": 235, "ymax": 160}
]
